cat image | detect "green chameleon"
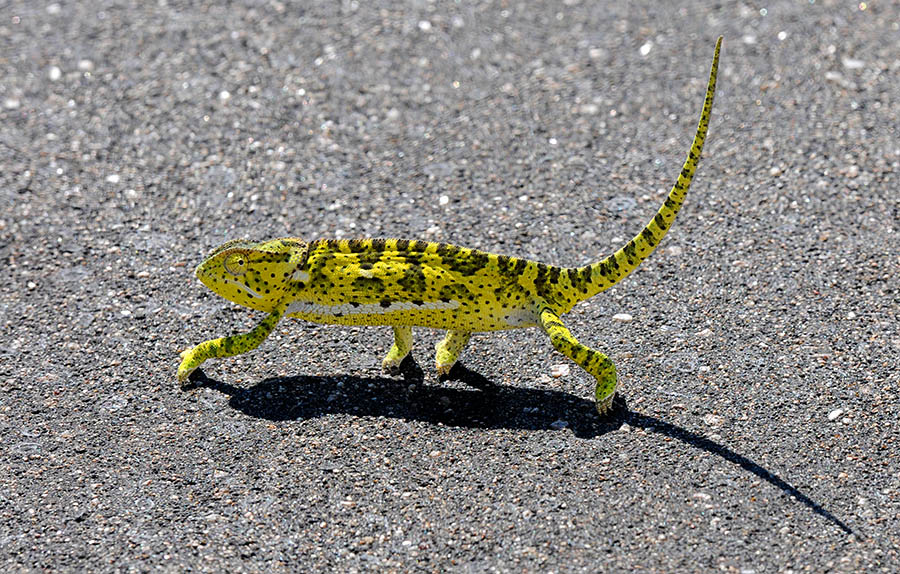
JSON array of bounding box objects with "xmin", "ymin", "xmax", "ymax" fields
[{"xmin": 179, "ymin": 37, "xmax": 722, "ymax": 415}]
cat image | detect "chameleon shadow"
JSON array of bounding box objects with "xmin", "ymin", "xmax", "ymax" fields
[
  {"xmin": 623, "ymin": 411, "xmax": 854, "ymax": 536},
  {"xmin": 189, "ymin": 361, "xmax": 624, "ymax": 437},
  {"xmin": 187, "ymin": 363, "xmax": 853, "ymax": 536}
]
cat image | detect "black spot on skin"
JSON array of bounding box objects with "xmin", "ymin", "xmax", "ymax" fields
[
  {"xmin": 412, "ymin": 300, "xmax": 423, "ymax": 306},
  {"xmin": 580, "ymin": 266, "xmax": 593, "ymax": 283},
  {"xmin": 513, "ymin": 259, "xmax": 527, "ymax": 274},
  {"xmin": 360, "ymin": 262, "xmax": 374, "ymax": 270},
  {"xmin": 468, "ymin": 250, "xmax": 489, "ymax": 269},
  {"xmin": 548, "ymin": 267, "xmax": 561, "ymax": 285},
  {"xmin": 623, "ymin": 241, "xmax": 637, "ymax": 260},
  {"xmin": 395, "ymin": 239, "xmax": 410, "ymax": 251},
  {"xmin": 497, "ymin": 255, "xmax": 511, "ymax": 268},
  {"xmin": 439, "ymin": 283, "xmax": 472, "ymax": 302},
  {"xmin": 380, "ymin": 299, "xmax": 392, "ymax": 308},
  {"xmin": 436, "ymin": 243, "xmax": 457, "ymax": 259},
  {"xmin": 370, "ymin": 238, "xmax": 387, "ymax": 251},
  {"xmin": 351, "ymin": 276, "xmax": 386, "ymax": 294},
  {"xmin": 347, "ymin": 239, "xmax": 368, "ymax": 253},
  {"xmin": 397, "ymin": 265, "xmax": 427, "ymax": 293}
]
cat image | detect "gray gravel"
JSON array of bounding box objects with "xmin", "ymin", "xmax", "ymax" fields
[{"xmin": 2, "ymin": 1, "xmax": 898, "ymax": 572}]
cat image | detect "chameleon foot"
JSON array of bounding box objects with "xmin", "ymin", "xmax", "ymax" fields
[
  {"xmin": 383, "ymin": 326, "xmax": 412, "ymax": 376},
  {"xmin": 594, "ymin": 371, "xmax": 618, "ymax": 416},
  {"xmin": 178, "ymin": 348, "xmax": 204, "ymax": 387},
  {"xmin": 435, "ymin": 330, "xmax": 471, "ymax": 377},
  {"xmin": 382, "ymin": 357, "xmax": 404, "ymax": 376},
  {"xmin": 435, "ymin": 361, "xmax": 454, "ymax": 377}
]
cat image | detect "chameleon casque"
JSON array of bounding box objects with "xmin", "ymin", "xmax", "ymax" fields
[{"xmin": 178, "ymin": 38, "xmax": 721, "ymax": 415}]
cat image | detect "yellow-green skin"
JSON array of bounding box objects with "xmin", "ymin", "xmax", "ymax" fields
[{"xmin": 178, "ymin": 38, "xmax": 722, "ymax": 415}]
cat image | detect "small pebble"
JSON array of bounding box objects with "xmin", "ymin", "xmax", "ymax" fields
[
  {"xmin": 846, "ymin": 165, "xmax": 859, "ymax": 178},
  {"xmin": 639, "ymin": 42, "xmax": 653, "ymax": 56},
  {"xmin": 77, "ymin": 59, "xmax": 94, "ymax": 72},
  {"xmin": 702, "ymin": 414, "xmax": 724, "ymax": 427},
  {"xmin": 218, "ymin": 90, "xmax": 231, "ymax": 101},
  {"xmin": 827, "ymin": 408, "xmax": 843, "ymax": 421},
  {"xmin": 550, "ymin": 364, "xmax": 570, "ymax": 378},
  {"xmin": 841, "ymin": 58, "xmax": 865, "ymax": 69},
  {"xmin": 418, "ymin": 20, "xmax": 432, "ymax": 32},
  {"xmin": 612, "ymin": 313, "xmax": 633, "ymax": 323},
  {"xmin": 48, "ymin": 66, "xmax": 62, "ymax": 81},
  {"xmin": 769, "ymin": 166, "xmax": 782, "ymax": 177},
  {"xmin": 105, "ymin": 174, "xmax": 120, "ymax": 184},
  {"xmin": 3, "ymin": 98, "xmax": 20, "ymax": 110},
  {"xmin": 549, "ymin": 419, "xmax": 568, "ymax": 430},
  {"xmin": 438, "ymin": 195, "xmax": 449, "ymax": 206}
]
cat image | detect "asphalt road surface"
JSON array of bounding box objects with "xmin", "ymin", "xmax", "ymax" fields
[{"xmin": 2, "ymin": 1, "xmax": 898, "ymax": 572}]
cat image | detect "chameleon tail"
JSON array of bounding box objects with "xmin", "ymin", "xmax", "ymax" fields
[{"xmin": 572, "ymin": 36, "xmax": 721, "ymax": 302}]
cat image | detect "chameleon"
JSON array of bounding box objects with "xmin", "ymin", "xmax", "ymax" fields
[{"xmin": 178, "ymin": 37, "xmax": 721, "ymax": 415}]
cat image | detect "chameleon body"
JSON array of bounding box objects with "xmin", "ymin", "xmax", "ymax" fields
[{"xmin": 178, "ymin": 38, "xmax": 721, "ymax": 415}]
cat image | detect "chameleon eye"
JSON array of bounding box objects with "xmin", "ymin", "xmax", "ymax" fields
[{"xmin": 223, "ymin": 252, "xmax": 248, "ymax": 276}]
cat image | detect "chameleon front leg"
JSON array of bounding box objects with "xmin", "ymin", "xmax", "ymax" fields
[
  {"xmin": 435, "ymin": 330, "xmax": 472, "ymax": 375},
  {"xmin": 538, "ymin": 306, "xmax": 617, "ymax": 415},
  {"xmin": 177, "ymin": 303, "xmax": 286, "ymax": 386},
  {"xmin": 382, "ymin": 325, "xmax": 413, "ymax": 375}
]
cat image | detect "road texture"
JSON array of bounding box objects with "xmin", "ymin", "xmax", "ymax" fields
[{"xmin": 1, "ymin": 1, "xmax": 898, "ymax": 571}]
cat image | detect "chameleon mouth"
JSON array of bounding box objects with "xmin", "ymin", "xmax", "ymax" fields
[{"xmin": 221, "ymin": 276, "xmax": 263, "ymax": 299}]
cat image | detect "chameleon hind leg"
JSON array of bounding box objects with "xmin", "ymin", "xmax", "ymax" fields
[
  {"xmin": 382, "ymin": 325, "xmax": 413, "ymax": 375},
  {"xmin": 538, "ymin": 307, "xmax": 617, "ymax": 415},
  {"xmin": 435, "ymin": 330, "xmax": 472, "ymax": 375},
  {"xmin": 178, "ymin": 303, "xmax": 286, "ymax": 386}
]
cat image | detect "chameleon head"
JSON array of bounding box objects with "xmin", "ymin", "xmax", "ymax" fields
[{"xmin": 194, "ymin": 238, "xmax": 308, "ymax": 312}]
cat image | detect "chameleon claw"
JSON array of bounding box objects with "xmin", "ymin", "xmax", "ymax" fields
[
  {"xmin": 177, "ymin": 364, "xmax": 198, "ymax": 387},
  {"xmin": 594, "ymin": 369, "xmax": 618, "ymax": 416},
  {"xmin": 177, "ymin": 347, "xmax": 205, "ymax": 387},
  {"xmin": 382, "ymin": 359, "xmax": 403, "ymax": 376},
  {"xmin": 435, "ymin": 362, "xmax": 454, "ymax": 377},
  {"xmin": 595, "ymin": 391, "xmax": 616, "ymax": 416}
]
